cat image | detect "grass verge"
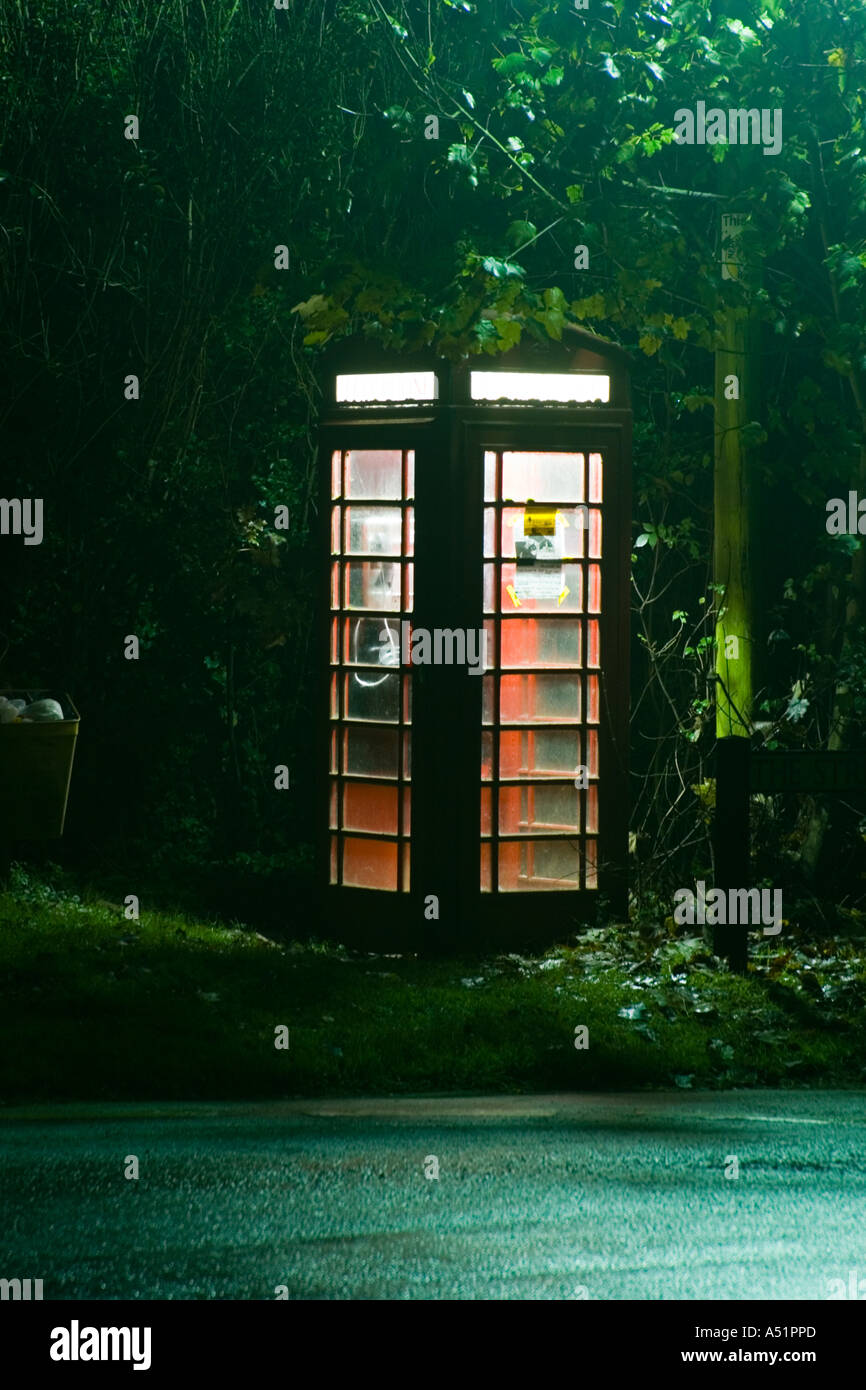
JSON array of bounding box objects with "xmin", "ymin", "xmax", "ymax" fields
[{"xmin": 1, "ymin": 868, "xmax": 865, "ymax": 1100}]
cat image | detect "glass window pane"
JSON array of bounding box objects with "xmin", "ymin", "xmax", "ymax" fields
[
  {"xmin": 402, "ymin": 731, "xmax": 412, "ymax": 779},
  {"xmin": 587, "ymin": 728, "xmax": 599, "ymax": 777},
  {"xmin": 500, "ymin": 562, "xmax": 583, "ymax": 613},
  {"xmin": 344, "ymin": 616, "xmax": 402, "ymax": 667},
  {"xmin": 402, "ymin": 842, "xmax": 411, "ymax": 891},
  {"xmin": 481, "ymin": 787, "xmax": 492, "ymax": 835},
  {"xmin": 587, "ymin": 620, "xmax": 600, "ymax": 669},
  {"xmin": 345, "ymin": 449, "xmax": 402, "ymax": 500},
  {"xmin": 484, "ymin": 451, "xmax": 497, "ymax": 502},
  {"xmin": 499, "ymin": 673, "xmax": 582, "ymax": 723},
  {"xmin": 331, "ymin": 451, "xmax": 342, "ymax": 499},
  {"xmin": 481, "ymin": 731, "xmax": 493, "ymax": 779},
  {"xmin": 484, "ymin": 508, "xmax": 497, "ymax": 557},
  {"xmin": 471, "ymin": 372, "xmax": 609, "ymax": 403},
  {"xmin": 499, "ymin": 784, "xmax": 580, "ymax": 835},
  {"xmin": 329, "ymin": 781, "xmax": 337, "ymax": 829},
  {"xmin": 480, "ymin": 842, "xmax": 492, "ymax": 892},
  {"xmin": 586, "ymin": 784, "xmax": 599, "ymax": 834},
  {"xmin": 405, "ymin": 451, "xmax": 415, "ymax": 500},
  {"xmin": 330, "ymin": 835, "xmax": 338, "ymax": 883},
  {"xmin": 499, "ymin": 729, "xmax": 582, "ymax": 778},
  {"xmin": 500, "ymin": 506, "xmax": 590, "ymax": 559},
  {"xmin": 345, "ymin": 670, "xmax": 400, "ymax": 722},
  {"xmin": 589, "ymin": 508, "xmax": 602, "ymax": 558},
  {"xmin": 498, "ymin": 838, "xmax": 580, "ymax": 891},
  {"xmin": 342, "ymin": 782, "xmax": 398, "ymax": 834},
  {"xmin": 402, "ymin": 790, "xmax": 411, "ymax": 836},
  {"xmin": 484, "ymin": 564, "xmax": 496, "ymax": 614},
  {"xmin": 587, "ymin": 675, "xmax": 600, "ymax": 724},
  {"xmin": 342, "ymin": 837, "xmax": 397, "ymax": 890},
  {"xmin": 344, "ymin": 561, "xmax": 402, "ymax": 611},
  {"xmin": 501, "ymin": 452, "xmax": 585, "ymax": 504},
  {"xmin": 344, "ymin": 506, "xmax": 404, "ymax": 556},
  {"xmin": 588, "ymin": 564, "xmax": 601, "ymax": 613},
  {"xmin": 331, "ymin": 562, "xmax": 340, "ymax": 609},
  {"xmin": 331, "ymin": 506, "xmax": 341, "ymax": 554},
  {"xmin": 336, "ymin": 372, "xmax": 436, "ymax": 403},
  {"xmin": 499, "ymin": 618, "xmax": 581, "ymax": 669},
  {"xmin": 589, "ymin": 452, "xmax": 603, "ymax": 503},
  {"xmin": 482, "ymin": 675, "xmax": 495, "ymax": 725},
  {"xmin": 343, "ymin": 727, "xmax": 399, "ymax": 778},
  {"xmin": 584, "ymin": 840, "xmax": 598, "ymax": 890}
]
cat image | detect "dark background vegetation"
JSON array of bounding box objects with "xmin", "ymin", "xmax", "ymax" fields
[{"xmin": 2, "ymin": 0, "xmax": 866, "ymax": 934}]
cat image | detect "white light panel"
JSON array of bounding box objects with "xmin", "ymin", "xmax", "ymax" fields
[
  {"xmin": 470, "ymin": 371, "xmax": 610, "ymax": 403},
  {"xmin": 336, "ymin": 372, "xmax": 437, "ymax": 403}
]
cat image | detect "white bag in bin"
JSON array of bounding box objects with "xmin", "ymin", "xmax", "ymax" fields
[
  {"xmin": 19, "ymin": 698, "xmax": 65, "ymax": 722},
  {"xmin": 0, "ymin": 697, "xmax": 27, "ymax": 723}
]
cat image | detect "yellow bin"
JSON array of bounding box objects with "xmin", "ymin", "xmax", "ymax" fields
[{"xmin": 0, "ymin": 691, "xmax": 80, "ymax": 838}]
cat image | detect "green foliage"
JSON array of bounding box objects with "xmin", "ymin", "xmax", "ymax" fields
[{"xmin": 2, "ymin": 0, "xmax": 866, "ymax": 900}]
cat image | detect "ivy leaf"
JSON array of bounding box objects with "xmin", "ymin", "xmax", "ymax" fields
[
  {"xmin": 447, "ymin": 142, "xmax": 478, "ymax": 186},
  {"xmin": 541, "ymin": 307, "xmax": 565, "ymax": 340},
  {"xmin": 493, "ymin": 318, "xmax": 522, "ymax": 350},
  {"xmin": 739, "ymin": 420, "xmax": 767, "ymax": 448},
  {"xmin": 505, "ymin": 219, "xmax": 537, "ymax": 249},
  {"xmin": 474, "ymin": 318, "xmax": 498, "ymax": 345},
  {"xmin": 601, "ymin": 54, "xmax": 621, "ymax": 80},
  {"xmin": 481, "ymin": 255, "xmax": 524, "ymax": 279},
  {"xmin": 291, "ymin": 293, "xmax": 329, "ymax": 320},
  {"xmin": 462, "ymin": 89, "xmax": 475, "ymax": 110},
  {"xmin": 618, "ymin": 1002, "xmax": 648, "ymax": 1020},
  {"xmin": 785, "ymin": 695, "xmax": 809, "ymax": 722},
  {"xmin": 566, "ymin": 184, "xmax": 583, "ymax": 204},
  {"xmin": 493, "ymin": 52, "xmax": 529, "ymax": 77},
  {"xmin": 639, "ymin": 333, "xmax": 663, "ymax": 356}
]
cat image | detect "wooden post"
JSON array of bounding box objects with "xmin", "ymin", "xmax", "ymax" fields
[{"xmin": 714, "ymin": 736, "xmax": 750, "ymax": 972}]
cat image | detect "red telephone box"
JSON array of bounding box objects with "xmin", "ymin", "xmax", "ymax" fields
[{"xmin": 318, "ymin": 326, "xmax": 632, "ymax": 949}]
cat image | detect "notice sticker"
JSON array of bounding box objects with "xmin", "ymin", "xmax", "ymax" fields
[
  {"xmin": 523, "ymin": 507, "xmax": 557, "ymax": 536},
  {"xmin": 512, "ymin": 568, "xmax": 565, "ymax": 600}
]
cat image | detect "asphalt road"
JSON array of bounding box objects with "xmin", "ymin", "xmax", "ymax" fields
[{"xmin": 1, "ymin": 1090, "xmax": 864, "ymax": 1300}]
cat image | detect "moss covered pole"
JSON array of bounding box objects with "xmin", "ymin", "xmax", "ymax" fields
[
  {"xmin": 713, "ymin": 212, "xmax": 762, "ymax": 972},
  {"xmin": 714, "ymin": 211, "xmax": 759, "ymax": 739}
]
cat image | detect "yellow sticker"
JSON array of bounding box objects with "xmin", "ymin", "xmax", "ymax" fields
[
  {"xmin": 506, "ymin": 584, "xmax": 522, "ymax": 609},
  {"xmin": 523, "ymin": 507, "xmax": 557, "ymax": 535}
]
